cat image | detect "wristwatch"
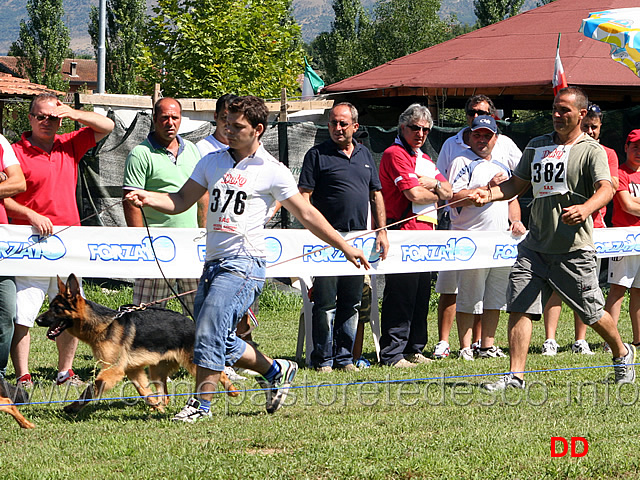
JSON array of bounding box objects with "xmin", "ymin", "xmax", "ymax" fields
[{"xmin": 434, "ymin": 180, "xmax": 442, "ymax": 191}]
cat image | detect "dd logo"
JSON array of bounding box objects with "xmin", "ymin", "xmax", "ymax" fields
[{"xmin": 550, "ymin": 437, "xmax": 588, "ymax": 457}]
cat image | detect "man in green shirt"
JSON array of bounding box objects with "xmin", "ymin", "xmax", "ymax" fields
[{"xmin": 123, "ymin": 97, "xmax": 207, "ymax": 314}]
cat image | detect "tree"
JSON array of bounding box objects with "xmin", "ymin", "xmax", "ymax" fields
[
  {"xmin": 373, "ymin": 0, "xmax": 455, "ymax": 64},
  {"xmin": 474, "ymin": 0, "xmax": 525, "ymax": 28},
  {"xmin": 88, "ymin": 0, "xmax": 146, "ymax": 94},
  {"xmin": 309, "ymin": 0, "xmax": 374, "ymax": 85},
  {"xmin": 310, "ymin": 0, "xmax": 460, "ymax": 85},
  {"xmin": 137, "ymin": 0, "xmax": 304, "ymax": 98},
  {"xmin": 8, "ymin": 0, "xmax": 71, "ymax": 91}
]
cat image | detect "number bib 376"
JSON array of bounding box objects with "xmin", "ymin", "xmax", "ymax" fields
[
  {"xmin": 208, "ymin": 167, "xmax": 256, "ymax": 235},
  {"xmin": 531, "ymin": 144, "xmax": 571, "ymax": 198}
]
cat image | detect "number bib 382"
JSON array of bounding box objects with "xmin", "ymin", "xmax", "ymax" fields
[
  {"xmin": 531, "ymin": 144, "xmax": 571, "ymax": 199},
  {"xmin": 208, "ymin": 167, "xmax": 256, "ymax": 234}
]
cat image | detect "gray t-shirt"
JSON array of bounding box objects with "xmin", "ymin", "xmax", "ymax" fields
[{"xmin": 514, "ymin": 133, "xmax": 610, "ymax": 254}]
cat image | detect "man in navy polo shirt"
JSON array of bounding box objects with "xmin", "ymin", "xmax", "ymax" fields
[{"xmin": 299, "ymin": 102, "xmax": 389, "ymax": 371}]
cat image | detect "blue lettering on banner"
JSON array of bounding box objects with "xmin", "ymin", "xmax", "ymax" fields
[
  {"xmin": 596, "ymin": 234, "xmax": 640, "ymax": 255},
  {"xmin": 0, "ymin": 235, "xmax": 66, "ymax": 260},
  {"xmin": 400, "ymin": 237, "xmax": 476, "ymax": 262},
  {"xmin": 302, "ymin": 237, "xmax": 380, "ymax": 264},
  {"xmin": 265, "ymin": 236, "xmax": 283, "ymax": 263},
  {"xmin": 197, "ymin": 245, "xmax": 206, "ymax": 262},
  {"xmin": 493, "ymin": 244, "xmax": 519, "ymax": 259},
  {"xmin": 88, "ymin": 236, "xmax": 176, "ymax": 262}
]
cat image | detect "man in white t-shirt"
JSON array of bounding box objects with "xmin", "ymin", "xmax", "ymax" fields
[
  {"xmin": 127, "ymin": 96, "xmax": 370, "ymax": 422},
  {"xmin": 433, "ymin": 95, "xmax": 521, "ymax": 360},
  {"xmin": 448, "ymin": 115, "xmax": 525, "ymax": 360}
]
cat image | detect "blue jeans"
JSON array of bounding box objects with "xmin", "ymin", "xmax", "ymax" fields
[
  {"xmin": 0, "ymin": 276, "xmax": 16, "ymax": 378},
  {"xmin": 311, "ymin": 275, "xmax": 363, "ymax": 368},
  {"xmin": 192, "ymin": 256, "xmax": 265, "ymax": 371}
]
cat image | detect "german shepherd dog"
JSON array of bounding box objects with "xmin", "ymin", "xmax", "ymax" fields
[
  {"xmin": 0, "ymin": 377, "xmax": 34, "ymax": 429},
  {"xmin": 36, "ymin": 274, "xmax": 238, "ymax": 415}
]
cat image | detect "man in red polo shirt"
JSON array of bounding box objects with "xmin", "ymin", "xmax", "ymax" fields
[
  {"xmin": 6, "ymin": 93, "xmax": 114, "ymax": 387},
  {"xmin": 378, "ymin": 103, "xmax": 452, "ymax": 367}
]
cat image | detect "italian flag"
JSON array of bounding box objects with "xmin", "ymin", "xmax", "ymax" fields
[{"xmin": 553, "ymin": 33, "xmax": 568, "ymax": 95}]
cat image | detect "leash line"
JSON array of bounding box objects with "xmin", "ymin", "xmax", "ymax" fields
[
  {"xmin": 0, "ymin": 199, "xmax": 128, "ymax": 262},
  {"xmin": 268, "ymin": 195, "xmax": 474, "ymax": 268},
  {"xmin": 3, "ymin": 362, "xmax": 632, "ymax": 408}
]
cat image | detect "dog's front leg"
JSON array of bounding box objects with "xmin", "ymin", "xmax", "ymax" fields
[{"xmin": 0, "ymin": 397, "xmax": 35, "ymax": 429}]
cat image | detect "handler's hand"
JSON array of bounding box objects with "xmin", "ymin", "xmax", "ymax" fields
[
  {"xmin": 468, "ymin": 187, "xmax": 491, "ymax": 207},
  {"xmin": 27, "ymin": 211, "xmax": 53, "ymax": 236},
  {"xmin": 561, "ymin": 205, "xmax": 589, "ymax": 225},
  {"xmin": 509, "ymin": 220, "xmax": 526, "ymax": 237},
  {"xmin": 125, "ymin": 189, "xmax": 151, "ymax": 208},
  {"xmin": 343, "ymin": 246, "xmax": 371, "ymax": 270},
  {"xmin": 375, "ymin": 230, "xmax": 389, "ymax": 261}
]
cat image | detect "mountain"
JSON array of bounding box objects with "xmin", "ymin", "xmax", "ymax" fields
[{"xmin": 0, "ymin": 0, "xmax": 541, "ymax": 56}]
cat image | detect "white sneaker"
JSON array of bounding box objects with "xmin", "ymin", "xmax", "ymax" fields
[
  {"xmin": 459, "ymin": 347, "xmax": 474, "ymax": 361},
  {"xmin": 477, "ymin": 345, "xmax": 506, "ymax": 358},
  {"xmin": 571, "ymin": 339, "xmax": 595, "ymax": 355},
  {"xmin": 482, "ymin": 373, "xmax": 525, "ymax": 391},
  {"xmin": 541, "ymin": 339, "xmax": 559, "ymax": 356},
  {"xmin": 471, "ymin": 340, "xmax": 481, "ymax": 356},
  {"xmin": 172, "ymin": 397, "xmax": 212, "ymax": 423},
  {"xmin": 224, "ymin": 366, "xmax": 247, "ymax": 381},
  {"xmin": 433, "ymin": 341, "xmax": 451, "ymax": 359}
]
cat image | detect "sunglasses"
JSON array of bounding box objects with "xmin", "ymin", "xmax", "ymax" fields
[
  {"xmin": 30, "ymin": 113, "xmax": 60, "ymax": 122},
  {"xmin": 466, "ymin": 109, "xmax": 490, "ymax": 117},
  {"xmin": 329, "ymin": 120, "xmax": 351, "ymax": 128},
  {"xmin": 406, "ymin": 124, "xmax": 430, "ymax": 133}
]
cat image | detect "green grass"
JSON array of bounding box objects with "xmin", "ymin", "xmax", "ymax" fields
[{"xmin": 2, "ymin": 280, "xmax": 640, "ymax": 479}]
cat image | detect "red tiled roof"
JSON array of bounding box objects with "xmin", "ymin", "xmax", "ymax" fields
[
  {"xmin": 0, "ymin": 56, "xmax": 97, "ymax": 87},
  {"xmin": 324, "ymin": 0, "xmax": 640, "ymax": 105},
  {"xmin": 0, "ymin": 72, "xmax": 63, "ymax": 96}
]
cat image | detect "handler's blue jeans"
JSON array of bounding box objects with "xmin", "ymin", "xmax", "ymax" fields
[
  {"xmin": 0, "ymin": 276, "xmax": 16, "ymax": 378},
  {"xmin": 192, "ymin": 256, "xmax": 265, "ymax": 372},
  {"xmin": 310, "ymin": 275, "xmax": 363, "ymax": 368}
]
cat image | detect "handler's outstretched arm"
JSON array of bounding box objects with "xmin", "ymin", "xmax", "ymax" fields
[
  {"xmin": 126, "ymin": 179, "xmax": 208, "ymax": 215},
  {"xmin": 282, "ymin": 193, "xmax": 370, "ymax": 270}
]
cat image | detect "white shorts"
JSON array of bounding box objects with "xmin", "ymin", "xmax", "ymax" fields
[
  {"xmin": 15, "ymin": 276, "xmax": 84, "ymax": 327},
  {"xmin": 435, "ymin": 270, "xmax": 458, "ymax": 295},
  {"xmin": 456, "ymin": 267, "xmax": 509, "ymax": 314},
  {"xmin": 608, "ymin": 256, "xmax": 640, "ymax": 289}
]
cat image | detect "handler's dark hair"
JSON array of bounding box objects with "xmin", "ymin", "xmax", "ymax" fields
[{"xmin": 228, "ymin": 96, "xmax": 269, "ymax": 139}]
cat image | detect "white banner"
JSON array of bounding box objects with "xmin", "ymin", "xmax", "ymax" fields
[{"xmin": 1, "ymin": 225, "xmax": 639, "ymax": 278}]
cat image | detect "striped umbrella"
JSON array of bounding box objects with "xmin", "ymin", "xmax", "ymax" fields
[{"xmin": 580, "ymin": 8, "xmax": 640, "ymax": 77}]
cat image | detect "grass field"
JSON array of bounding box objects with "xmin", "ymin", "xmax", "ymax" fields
[{"xmin": 2, "ymin": 279, "xmax": 640, "ymax": 479}]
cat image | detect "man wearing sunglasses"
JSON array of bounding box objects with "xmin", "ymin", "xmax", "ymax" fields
[
  {"xmin": 299, "ymin": 102, "xmax": 389, "ymax": 372},
  {"xmin": 6, "ymin": 93, "xmax": 114, "ymax": 388},
  {"xmin": 378, "ymin": 103, "xmax": 452, "ymax": 367},
  {"xmin": 432, "ymin": 95, "xmax": 522, "ymax": 361}
]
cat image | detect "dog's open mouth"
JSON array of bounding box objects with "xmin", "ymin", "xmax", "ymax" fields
[{"xmin": 46, "ymin": 319, "xmax": 72, "ymax": 340}]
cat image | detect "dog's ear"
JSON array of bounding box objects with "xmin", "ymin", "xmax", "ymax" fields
[
  {"xmin": 66, "ymin": 274, "xmax": 81, "ymax": 296},
  {"xmin": 57, "ymin": 275, "xmax": 66, "ymax": 294}
]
